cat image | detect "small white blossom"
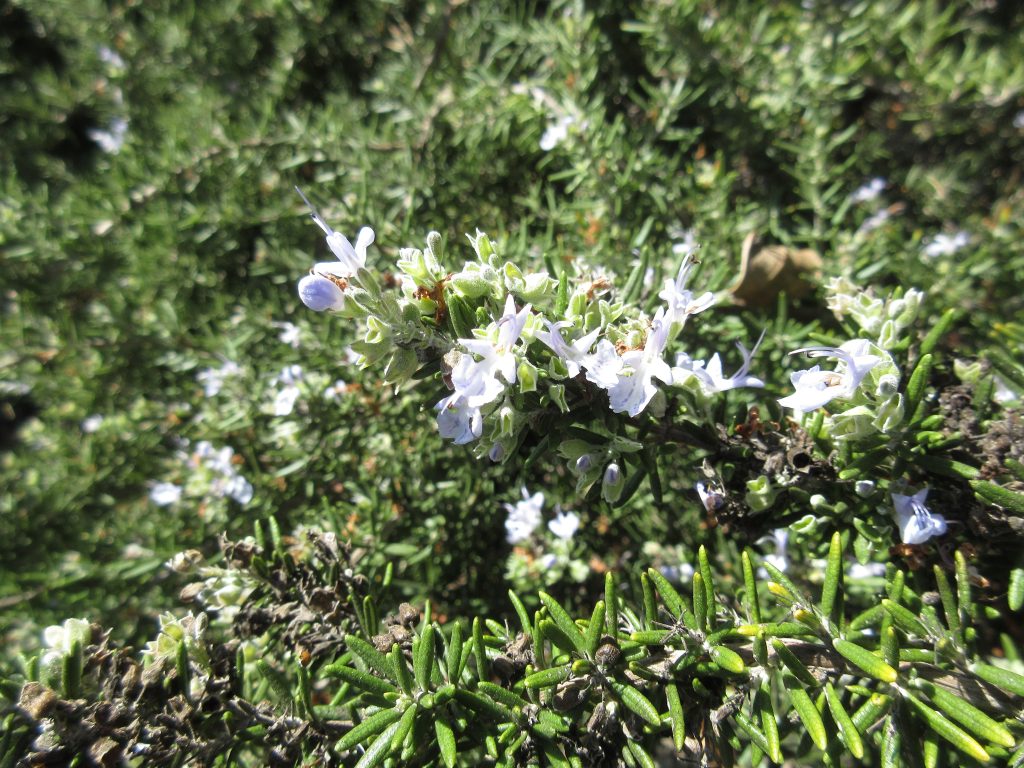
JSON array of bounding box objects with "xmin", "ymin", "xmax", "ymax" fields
[
  {"xmin": 777, "ymin": 339, "xmax": 881, "ymax": 413},
  {"xmin": 604, "ymin": 309, "xmax": 672, "ymax": 416},
  {"xmin": 535, "ymin": 321, "xmax": 600, "ymax": 378},
  {"xmin": 548, "ymin": 510, "xmax": 580, "ymax": 540},
  {"xmin": 274, "ymin": 386, "xmax": 300, "ymax": 416},
  {"xmin": 323, "ymin": 379, "xmax": 348, "ymax": 400},
  {"xmin": 88, "ymin": 116, "xmax": 129, "ymax": 154},
  {"xmin": 150, "ymin": 482, "xmax": 183, "ymax": 507},
  {"xmin": 196, "ymin": 361, "xmax": 240, "ymax": 398},
  {"xmin": 850, "ymin": 177, "xmax": 886, "ymax": 204},
  {"xmin": 81, "ymin": 415, "xmax": 105, "ymax": 433},
  {"xmin": 296, "ymin": 187, "xmax": 374, "ymax": 277},
  {"xmin": 435, "ymin": 394, "xmax": 483, "ymax": 445},
  {"xmin": 460, "ymin": 295, "xmax": 531, "ymax": 386},
  {"xmin": 922, "ymin": 231, "xmax": 969, "ymax": 260},
  {"xmin": 892, "ymin": 488, "xmax": 947, "ymax": 545},
  {"xmin": 659, "ymin": 255, "xmax": 715, "ymax": 328},
  {"xmin": 582, "ymin": 339, "xmax": 624, "ymax": 389},
  {"xmin": 858, "ymin": 207, "xmax": 891, "ymax": 234},
  {"xmin": 274, "ymin": 321, "xmax": 302, "ymax": 348},
  {"xmin": 504, "ymin": 488, "xmax": 544, "ymax": 544},
  {"xmin": 759, "ymin": 529, "xmax": 789, "ymax": 576},
  {"xmin": 540, "ymin": 116, "xmax": 575, "ymax": 151},
  {"xmin": 674, "ymin": 333, "xmax": 765, "ymax": 394},
  {"xmin": 1015, "ymin": 111, "xmax": 1024, "ymax": 130}
]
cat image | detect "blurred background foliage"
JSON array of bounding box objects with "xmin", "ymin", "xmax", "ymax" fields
[{"xmin": 2, "ymin": 0, "xmax": 1023, "ymax": 656}]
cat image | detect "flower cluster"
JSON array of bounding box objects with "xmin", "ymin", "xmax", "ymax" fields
[
  {"xmin": 149, "ymin": 440, "xmax": 254, "ymax": 521},
  {"xmin": 293, "ymin": 190, "xmax": 766, "ymax": 493}
]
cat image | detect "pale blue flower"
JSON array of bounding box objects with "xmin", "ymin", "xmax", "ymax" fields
[
  {"xmin": 892, "ymin": 488, "xmax": 946, "ymax": 544},
  {"xmin": 778, "ymin": 340, "xmax": 880, "ymax": 412}
]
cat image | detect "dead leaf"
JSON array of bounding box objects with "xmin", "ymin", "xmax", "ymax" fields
[{"xmin": 730, "ymin": 232, "xmax": 823, "ymax": 307}]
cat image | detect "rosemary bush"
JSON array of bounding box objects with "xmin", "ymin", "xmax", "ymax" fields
[{"xmin": 2, "ymin": 0, "xmax": 1024, "ymax": 765}]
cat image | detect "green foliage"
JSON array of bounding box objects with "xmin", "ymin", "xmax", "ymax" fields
[{"xmin": 2, "ymin": 0, "xmax": 1024, "ymax": 764}]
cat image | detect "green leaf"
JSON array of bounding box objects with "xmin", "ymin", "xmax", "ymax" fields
[
  {"xmin": 605, "ymin": 573, "xmax": 619, "ymax": 642},
  {"xmin": 524, "ymin": 664, "xmax": 571, "ymax": 689},
  {"xmin": 824, "ymin": 683, "xmax": 864, "ymax": 760},
  {"xmin": 346, "ymin": 634, "xmax": 395, "ymax": 680},
  {"xmin": 666, "ymin": 682, "xmax": 686, "ymax": 752},
  {"xmin": 584, "ymin": 601, "xmax": 605, "ymax": 658},
  {"xmin": 414, "ymin": 623, "xmax": 435, "ymax": 692},
  {"xmin": 446, "ymin": 621, "xmax": 464, "ymax": 684},
  {"xmin": 608, "ymin": 679, "xmax": 661, "ymax": 726},
  {"xmin": 904, "ymin": 690, "xmax": 991, "ymax": 763},
  {"xmin": 354, "ymin": 719, "xmax": 403, "ymax": 768},
  {"xmin": 336, "ymin": 707, "xmax": 404, "ymax": 753},
  {"xmin": 784, "ymin": 676, "xmax": 827, "ymax": 751},
  {"xmin": 539, "ymin": 592, "xmax": 585, "ymax": 654},
  {"xmin": 911, "ymin": 679, "xmax": 1015, "ymax": 749},
  {"xmin": 970, "ymin": 480, "xmax": 1024, "ymax": 515},
  {"xmin": 646, "ymin": 567, "xmax": 687, "ymax": 620},
  {"xmin": 435, "ymin": 716, "xmax": 457, "ymax": 768},
  {"xmin": 970, "ymin": 662, "xmax": 1024, "ymax": 697},
  {"xmin": 508, "ymin": 590, "xmax": 532, "ymax": 636},
  {"xmin": 322, "ymin": 662, "xmax": 398, "ymax": 698},
  {"xmin": 819, "ymin": 531, "xmax": 843, "ymax": 625},
  {"xmin": 832, "ymin": 638, "xmax": 898, "ymax": 683},
  {"xmin": 742, "ymin": 551, "xmax": 762, "ymax": 624}
]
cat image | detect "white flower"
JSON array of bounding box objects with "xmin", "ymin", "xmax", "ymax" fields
[
  {"xmin": 582, "ymin": 339, "xmax": 624, "ymax": 389},
  {"xmin": 274, "ymin": 321, "xmax": 302, "ymax": 348},
  {"xmin": 150, "ymin": 482, "xmax": 183, "ymax": 507},
  {"xmin": 604, "ymin": 309, "xmax": 673, "ymax": 416},
  {"xmin": 922, "ymin": 231, "xmax": 969, "ymax": 260},
  {"xmin": 98, "ymin": 46, "xmax": 126, "ymax": 69},
  {"xmin": 89, "ymin": 116, "xmax": 129, "ymax": 154},
  {"xmin": 295, "ymin": 187, "xmax": 374, "ymax": 311},
  {"xmin": 81, "ymin": 415, "xmax": 105, "ymax": 433},
  {"xmin": 504, "ymin": 488, "xmax": 544, "ymax": 544},
  {"xmin": 858, "ymin": 207, "xmax": 891, "ymax": 234},
  {"xmin": 323, "ymin": 379, "xmax": 348, "ymax": 400},
  {"xmin": 777, "ymin": 339, "xmax": 881, "ymax": 413},
  {"xmin": 659, "ymin": 255, "xmax": 715, "ymax": 327},
  {"xmin": 759, "ymin": 529, "xmax": 789, "ymax": 575},
  {"xmin": 535, "ymin": 321, "xmax": 600, "ymax": 378},
  {"xmin": 43, "ymin": 619, "xmax": 91, "ymax": 654},
  {"xmin": 274, "ymin": 386, "xmax": 300, "ymax": 416},
  {"xmin": 1015, "ymin": 110, "xmax": 1024, "ymax": 130},
  {"xmin": 674, "ymin": 333, "xmax": 765, "ymax": 394},
  {"xmin": 461, "ymin": 295, "xmax": 531, "ymax": 386},
  {"xmin": 848, "ymin": 562, "xmax": 887, "ymax": 579},
  {"xmin": 196, "ymin": 361, "xmax": 240, "ymax": 398},
  {"xmin": 850, "ymin": 177, "xmax": 886, "ymax": 204},
  {"xmin": 296, "ymin": 187, "xmax": 374, "ymax": 277},
  {"xmin": 892, "ymin": 488, "xmax": 947, "ymax": 544},
  {"xmin": 277, "ymin": 364, "xmax": 303, "ymax": 386},
  {"xmin": 548, "ymin": 510, "xmax": 580, "ymax": 540},
  {"xmin": 540, "ymin": 116, "xmax": 575, "ymax": 150},
  {"xmin": 223, "ymin": 475, "xmax": 254, "ymax": 506},
  {"xmin": 298, "ymin": 274, "xmax": 346, "ymax": 312},
  {"xmin": 435, "ymin": 394, "xmax": 483, "ymax": 445}
]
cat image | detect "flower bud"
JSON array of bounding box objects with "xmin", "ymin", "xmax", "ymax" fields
[
  {"xmin": 517, "ymin": 359, "xmax": 538, "ymax": 393},
  {"xmin": 298, "ymin": 274, "xmax": 345, "ymax": 312},
  {"xmin": 521, "ymin": 272, "xmax": 556, "ymax": 303},
  {"xmin": 489, "ymin": 443, "xmax": 506, "ymax": 463},
  {"xmin": 875, "ymin": 373, "xmax": 899, "ymax": 397},
  {"xmin": 601, "ymin": 463, "xmax": 624, "ymax": 503},
  {"xmin": 575, "ymin": 454, "xmax": 594, "ymax": 474},
  {"xmin": 450, "ymin": 269, "xmax": 492, "ymax": 298},
  {"xmin": 854, "ymin": 479, "xmax": 876, "ymax": 497}
]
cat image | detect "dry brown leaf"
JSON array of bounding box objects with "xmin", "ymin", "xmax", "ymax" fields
[{"xmin": 730, "ymin": 232, "xmax": 823, "ymax": 307}]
